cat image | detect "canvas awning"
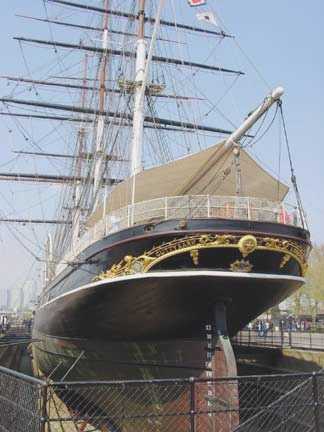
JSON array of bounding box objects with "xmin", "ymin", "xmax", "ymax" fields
[{"xmin": 89, "ymin": 141, "xmax": 288, "ymax": 225}]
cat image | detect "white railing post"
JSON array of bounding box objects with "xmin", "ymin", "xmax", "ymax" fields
[
  {"xmin": 247, "ymin": 197, "xmax": 251, "ymax": 220},
  {"xmin": 234, "ymin": 196, "xmax": 237, "ymax": 219},
  {"xmin": 104, "ymin": 216, "xmax": 108, "ymax": 236},
  {"xmin": 207, "ymin": 195, "xmax": 210, "ymax": 218},
  {"xmin": 282, "ymin": 203, "xmax": 286, "ymax": 224},
  {"xmin": 127, "ymin": 205, "xmax": 131, "ymax": 227},
  {"xmin": 164, "ymin": 196, "xmax": 168, "ymax": 220}
]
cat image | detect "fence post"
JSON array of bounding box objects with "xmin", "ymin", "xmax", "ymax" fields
[
  {"xmin": 288, "ymin": 330, "xmax": 292, "ymax": 347},
  {"xmin": 310, "ymin": 331, "xmax": 312, "ymax": 350},
  {"xmin": 189, "ymin": 377, "xmax": 196, "ymax": 432},
  {"xmin": 312, "ymin": 373, "xmax": 320, "ymax": 432},
  {"xmin": 40, "ymin": 382, "xmax": 48, "ymax": 432},
  {"xmin": 248, "ymin": 329, "xmax": 251, "ymax": 346},
  {"xmin": 280, "ymin": 328, "xmax": 284, "ymax": 347}
]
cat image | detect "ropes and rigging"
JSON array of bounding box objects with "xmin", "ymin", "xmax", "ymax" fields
[
  {"xmin": 279, "ymin": 102, "xmax": 307, "ymax": 229},
  {"xmin": 0, "ymin": 0, "xmax": 307, "ymax": 305}
]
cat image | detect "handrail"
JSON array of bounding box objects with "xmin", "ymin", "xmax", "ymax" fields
[
  {"xmin": 55, "ymin": 195, "xmax": 300, "ymax": 276},
  {"xmin": 233, "ymin": 330, "xmax": 324, "ymax": 351}
]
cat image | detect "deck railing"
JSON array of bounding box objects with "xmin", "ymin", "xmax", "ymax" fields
[{"xmin": 55, "ymin": 195, "xmax": 300, "ymax": 276}]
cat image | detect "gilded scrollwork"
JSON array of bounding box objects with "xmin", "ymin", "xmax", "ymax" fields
[
  {"xmin": 190, "ymin": 249, "xmax": 199, "ymax": 266},
  {"xmin": 280, "ymin": 254, "xmax": 291, "ymax": 269},
  {"xmin": 230, "ymin": 259, "xmax": 253, "ymax": 273},
  {"xmin": 95, "ymin": 233, "xmax": 309, "ymax": 281}
]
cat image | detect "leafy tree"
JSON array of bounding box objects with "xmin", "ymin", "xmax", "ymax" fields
[{"xmin": 287, "ymin": 245, "xmax": 324, "ymax": 324}]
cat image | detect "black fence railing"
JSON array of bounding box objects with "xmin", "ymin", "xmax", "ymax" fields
[
  {"xmin": 0, "ymin": 366, "xmax": 323, "ymax": 431},
  {"xmin": 0, "ymin": 323, "xmax": 32, "ymax": 340},
  {"xmin": 233, "ymin": 329, "xmax": 324, "ymax": 351}
]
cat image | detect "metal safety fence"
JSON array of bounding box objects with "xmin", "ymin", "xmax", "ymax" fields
[
  {"xmin": 233, "ymin": 329, "xmax": 324, "ymax": 351},
  {"xmin": 0, "ymin": 367, "xmax": 43, "ymax": 432},
  {"xmin": 0, "ymin": 366, "xmax": 323, "ymax": 431}
]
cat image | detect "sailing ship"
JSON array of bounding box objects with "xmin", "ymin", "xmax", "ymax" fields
[{"xmin": 1, "ymin": 0, "xmax": 310, "ymax": 398}]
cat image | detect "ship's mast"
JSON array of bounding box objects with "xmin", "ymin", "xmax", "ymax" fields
[
  {"xmin": 130, "ymin": 0, "xmax": 147, "ymax": 176},
  {"xmin": 129, "ymin": 0, "xmax": 165, "ymax": 217},
  {"xmin": 71, "ymin": 54, "xmax": 88, "ymax": 249},
  {"xmin": 93, "ymin": 0, "xmax": 109, "ymax": 206}
]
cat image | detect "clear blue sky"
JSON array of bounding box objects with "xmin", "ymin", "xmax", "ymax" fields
[{"xmin": 0, "ymin": 0, "xmax": 323, "ymax": 305}]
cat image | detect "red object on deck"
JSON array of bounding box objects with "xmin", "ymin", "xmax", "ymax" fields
[{"xmin": 187, "ymin": 0, "xmax": 207, "ymax": 6}]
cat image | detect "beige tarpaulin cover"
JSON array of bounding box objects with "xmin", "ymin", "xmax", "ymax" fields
[{"xmin": 90, "ymin": 141, "xmax": 288, "ymax": 224}]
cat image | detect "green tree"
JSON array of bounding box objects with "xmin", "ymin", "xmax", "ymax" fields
[
  {"xmin": 287, "ymin": 245, "xmax": 324, "ymax": 324},
  {"xmin": 303, "ymin": 245, "xmax": 324, "ymax": 324}
]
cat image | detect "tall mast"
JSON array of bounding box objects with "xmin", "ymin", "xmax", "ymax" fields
[
  {"xmin": 71, "ymin": 53, "xmax": 88, "ymax": 249},
  {"xmin": 93, "ymin": 0, "xmax": 109, "ymax": 205},
  {"xmin": 130, "ymin": 0, "xmax": 146, "ymax": 176}
]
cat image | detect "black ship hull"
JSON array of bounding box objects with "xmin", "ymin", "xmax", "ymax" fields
[
  {"xmin": 33, "ymin": 218, "xmax": 310, "ymax": 382},
  {"xmin": 33, "ymin": 271, "xmax": 303, "ymax": 382}
]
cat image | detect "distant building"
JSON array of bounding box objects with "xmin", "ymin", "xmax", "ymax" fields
[
  {"xmin": 5, "ymin": 289, "xmax": 11, "ymax": 310},
  {"xmin": 0, "ymin": 288, "xmax": 11, "ymax": 311},
  {"xmin": 19, "ymin": 287, "xmax": 25, "ymax": 311}
]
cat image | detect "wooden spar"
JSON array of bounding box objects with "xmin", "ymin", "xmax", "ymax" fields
[
  {"xmin": 16, "ymin": 14, "xmax": 103, "ymax": 31},
  {"xmin": 13, "ymin": 150, "xmax": 126, "ymax": 161},
  {"xmin": 0, "ymin": 97, "xmax": 234, "ymax": 135},
  {"xmin": 0, "ymin": 112, "xmax": 90, "ymax": 122},
  {"xmin": 47, "ymin": 0, "xmax": 233, "ymax": 38},
  {"xmin": 16, "ymin": 15, "xmax": 183, "ymax": 45},
  {"xmin": 0, "ymin": 172, "xmax": 119, "ymax": 185},
  {"xmin": 0, "ymin": 218, "xmax": 71, "ymax": 224},
  {"xmin": 3, "ymin": 76, "xmax": 108, "ymax": 92},
  {"xmin": 13, "ymin": 37, "xmax": 244, "ymax": 75},
  {"xmin": 0, "ymin": 112, "xmax": 201, "ymax": 133},
  {"xmin": 2, "ymin": 76, "xmax": 204, "ymax": 100}
]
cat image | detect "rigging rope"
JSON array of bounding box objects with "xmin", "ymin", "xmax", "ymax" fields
[{"xmin": 278, "ymin": 101, "xmax": 308, "ymax": 230}]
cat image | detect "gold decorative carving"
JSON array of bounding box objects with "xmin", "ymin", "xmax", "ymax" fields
[
  {"xmin": 95, "ymin": 233, "xmax": 309, "ymax": 281},
  {"xmin": 230, "ymin": 259, "xmax": 253, "ymax": 273},
  {"xmin": 190, "ymin": 249, "xmax": 199, "ymax": 266},
  {"xmin": 238, "ymin": 235, "xmax": 257, "ymax": 257},
  {"xmin": 280, "ymin": 254, "xmax": 291, "ymax": 269}
]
